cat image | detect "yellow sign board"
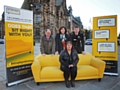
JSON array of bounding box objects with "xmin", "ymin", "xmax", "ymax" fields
[
  {"xmin": 92, "ymin": 15, "xmax": 118, "ymax": 76},
  {"xmin": 4, "ymin": 6, "xmax": 34, "ymax": 86},
  {"xmin": 92, "ymin": 15, "xmax": 118, "ymax": 61}
]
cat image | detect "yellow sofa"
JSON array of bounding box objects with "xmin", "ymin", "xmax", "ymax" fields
[
  {"xmin": 6, "ymin": 40, "xmax": 32, "ymax": 58},
  {"xmin": 31, "ymin": 53, "xmax": 106, "ymax": 85}
]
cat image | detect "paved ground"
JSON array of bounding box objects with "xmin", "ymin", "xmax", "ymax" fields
[{"xmin": 0, "ymin": 43, "xmax": 120, "ymax": 90}]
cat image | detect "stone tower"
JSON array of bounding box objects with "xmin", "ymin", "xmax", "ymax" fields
[{"xmin": 40, "ymin": 0, "xmax": 56, "ymax": 36}]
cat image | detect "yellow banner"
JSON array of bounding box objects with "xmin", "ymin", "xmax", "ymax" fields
[
  {"xmin": 92, "ymin": 15, "xmax": 118, "ymax": 61},
  {"xmin": 5, "ymin": 22, "xmax": 34, "ymax": 68}
]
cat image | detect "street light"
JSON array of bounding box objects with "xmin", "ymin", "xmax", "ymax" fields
[{"xmin": 68, "ymin": 6, "xmax": 73, "ymax": 32}]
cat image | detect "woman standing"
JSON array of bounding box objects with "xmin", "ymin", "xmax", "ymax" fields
[
  {"xmin": 59, "ymin": 41, "xmax": 79, "ymax": 88},
  {"xmin": 55, "ymin": 26, "xmax": 69, "ymax": 54}
]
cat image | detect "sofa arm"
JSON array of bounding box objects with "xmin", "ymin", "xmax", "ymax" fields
[
  {"xmin": 90, "ymin": 57, "xmax": 106, "ymax": 78},
  {"xmin": 31, "ymin": 59, "xmax": 41, "ymax": 82}
]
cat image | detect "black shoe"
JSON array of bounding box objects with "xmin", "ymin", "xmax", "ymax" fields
[
  {"xmin": 65, "ymin": 81, "xmax": 70, "ymax": 88},
  {"xmin": 71, "ymin": 80, "xmax": 75, "ymax": 87}
]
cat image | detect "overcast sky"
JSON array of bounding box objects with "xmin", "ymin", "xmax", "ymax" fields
[{"xmin": 0, "ymin": 0, "xmax": 120, "ymax": 34}]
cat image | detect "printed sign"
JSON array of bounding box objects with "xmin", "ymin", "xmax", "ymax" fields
[
  {"xmin": 4, "ymin": 6, "xmax": 34, "ymax": 86},
  {"xmin": 98, "ymin": 18, "xmax": 115, "ymax": 27},
  {"xmin": 92, "ymin": 15, "xmax": 118, "ymax": 76},
  {"xmin": 94, "ymin": 30, "xmax": 109, "ymax": 39},
  {"xmin": 98, "ymin": 42, "xmax": 115, "ymax": 52}
]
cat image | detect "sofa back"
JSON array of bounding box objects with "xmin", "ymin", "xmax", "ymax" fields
[
  {"xmin": 77, "ymin": 53, "xmax": 93, "ymax": 65},
  {"xmin": 35, "ymin": 55, "xmax": 60, "ymax": 67},
  {"xmin": 35, "ymin": 53, "xmax": 94, "ymax": 67}
]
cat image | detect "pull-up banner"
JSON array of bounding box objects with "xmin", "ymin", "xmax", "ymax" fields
[
  {"xmin": 92, "ymin": 15, "xmax": 118, "ymax": 76},
  {"xmin": 4, "ymin": 6, "xmax": 34, "ymax": 86}
]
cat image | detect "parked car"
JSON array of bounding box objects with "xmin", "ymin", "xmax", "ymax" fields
[
  {"xmin": 0, "ymin": 39, "xmax": 4, "ymax": 44},
  {"xmin": 85, "ymin": 39, "xmax": 92, "ymax": 45}
]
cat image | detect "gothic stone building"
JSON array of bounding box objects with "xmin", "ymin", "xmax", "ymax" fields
[{"xmin": 22, "ymin": 0, "xmax": 83, "ymax": 42}]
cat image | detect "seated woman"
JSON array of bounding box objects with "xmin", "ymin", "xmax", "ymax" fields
[{"xmin": 59, "ymin": 41, "xmax": 79, "ymax": 88}]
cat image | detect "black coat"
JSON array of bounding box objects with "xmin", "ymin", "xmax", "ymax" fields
[
  {"xmin": 55, "ymin": 33, "xmax": 70, "ymax": 54},
  {"xmin": 69, "ymin": 31, "xmax": 84, "ymax": 54},
  {"xmin": 59, "ymin": 50, "xmax": 79, "ymax": 68}
]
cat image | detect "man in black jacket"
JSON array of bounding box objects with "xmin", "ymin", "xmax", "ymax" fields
[{"xmin": 69, "ymin": 26, "xmax": 85, "ymax": 54}]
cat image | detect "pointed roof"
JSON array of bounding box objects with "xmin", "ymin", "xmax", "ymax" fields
[
  {"xmin": 56, "ymin": 0, "xmax": 63, "ymax": 6},
  {"xmin": 75, "ymin": 17, "xmax": 81, "ymax": 23},
  {"xmin": 21, "ymin": 0, "xmax": 29, "ymax": 9}
]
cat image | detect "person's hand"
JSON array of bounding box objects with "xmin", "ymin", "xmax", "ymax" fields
[
  {"xmin": 42, "ymin": 53, "xmax": 46, "ymax": 56},
  {"xmin": 82, "ymin": 51, "xmax": 86, "ymax": 55},
  {"xmin": 51, "ymin": 54, "xmax": 54, "ymax": 56},
  {"xmin": 68, "ymin": 64, "xmax": 74, "ymax": 68},
  {"xmin": 55, "ymin": 51, "xmax": 59, "ymax": 55}
]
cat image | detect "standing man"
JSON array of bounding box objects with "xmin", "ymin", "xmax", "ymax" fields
[
  {"xmin": 40, "ymin": 29, "xmax": 55, "ymax": 56},
  {"xmin": 69, "ymin": 26, "xmax": 85, "ymax": 54}
]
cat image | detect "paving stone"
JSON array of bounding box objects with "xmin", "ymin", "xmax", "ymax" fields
[
  {"xmin": 0, "ymin": 82, "xmax": 7, "ymax": 90},
  {"xmin": 5, "ymin": 84, "xmax": 33, "ymax": 90},
  {"xmin": 110, "ymin": 84, "xmax": 120, "ymax": 90},
  {"xmin": 0, "ymin": 75, "xmax": 4, "ymax": 81},
  {"xmin": 75, "ymin": 83, "xmax": 102, "ymax": 90},
  {"xmin": 40, "ymin": 82, "xmax": 74, "ymax": 90},
  {"xmin": 24, "ymin": 80, "xmax": 54, "ymax": 90}
]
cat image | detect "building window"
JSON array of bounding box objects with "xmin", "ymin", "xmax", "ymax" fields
[
  {"xmin": 50, "ymin": 15, "xmax": 53, "ymax": 22},
  {"xmin": 36, "ymin": 14, "xmax": 40, "ymax": 23},
  {"xmin": 36, "ymin": 29, "xmax": 40, "ymax": 36},
  {"xmin": 36, "ymin": 3, "xmax": 40, "ymax": 10}
]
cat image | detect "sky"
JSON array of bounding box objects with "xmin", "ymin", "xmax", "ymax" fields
[
  {"xmin": 66, "ymin": 0, "xmax": 120, "ymax": 35},
  {"xmin": 0, "ymin": 0, "xmax": 120, "ymax": 35}
]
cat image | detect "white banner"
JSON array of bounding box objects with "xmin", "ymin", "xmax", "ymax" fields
[
  {"xmin": 98, "ymin": 18, "xmax": 115, "ymax": 27},
  {"xmin": 98, "ymin": 42, "xmax": 115, "ymax": 52},
  {"xmin": 4, "ymin": 6, "xmax": 33, "ymax": 24},
  {"xmin": 94, "ymin": 30, "xmax": 109, "ymax": 39}
]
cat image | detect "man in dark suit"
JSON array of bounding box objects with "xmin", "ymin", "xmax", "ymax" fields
[{"xmin": 69, "ymin": 26, "xmax": 85, "ymax": 54}]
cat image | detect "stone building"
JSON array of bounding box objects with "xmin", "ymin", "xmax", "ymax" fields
[
  {"xmin": 1, "ymin": 0, "xmax": 83, "ymax": 42},
  {"xmin": 0, "ymin": 17, "xmax": 4, "ymax": 39}
]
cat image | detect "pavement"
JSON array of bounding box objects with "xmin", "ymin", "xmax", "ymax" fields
[{"xmin": 0, "ymin": 43, "xmax": 120, "ymax": 90}]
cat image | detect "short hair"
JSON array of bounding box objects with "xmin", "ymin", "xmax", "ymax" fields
[
  {"xmin": 74, "ymin": 25, "xmax": 79, "ymax": 28},
  {"xmin": 59, "ymin": 26, "xmax": 67, "ymax": 34},
  {"xmin": 45, "ymin": 29, "xmax": 51, "ymax": 32},
  {"xmin": 45, "ymin": 29, "xmax": 51, "ymax": 33},
  {"xmin": 65, "ymin": 41, "xmax": 75, "ymax": 51}
]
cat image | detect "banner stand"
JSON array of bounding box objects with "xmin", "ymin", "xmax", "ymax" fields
[
  {"xmin": 92, "ymin": 15, "xmax": 118, "ymax": 75},
  {"xmin": 6, "ymin": 77, "xmax": 33, "ymax": 87},
  {"xmin": 4, "ymin": 6, "xmax": 34, "ymax": 87}
]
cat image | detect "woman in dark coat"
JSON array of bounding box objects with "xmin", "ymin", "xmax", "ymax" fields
[
  {"xmin": 55, "ymin": 26, "xmax": 69, "ymax": 54},
  {"xmin": 59, "ymin": 41, "xmax": 79, "ymax": 88}
]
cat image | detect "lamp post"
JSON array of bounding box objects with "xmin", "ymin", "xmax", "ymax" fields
[{"xmin": 68, "ymin": 6, "xmax": 73, "ymax": 32}]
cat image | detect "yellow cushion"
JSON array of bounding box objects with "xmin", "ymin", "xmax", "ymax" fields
[
  {"xmin": 78, "ymin": 53, "xmax": 93, "ymax": 65},
  {"xmin": 41, "ymin": 66, "xmax": 63, "ymax": 78},
  {"xmin": 36, "ymin": 55, "xmax": 60, "ymax": 67},
  {"xmin": 77, "ymin": 65, "xmax": 98, "ymax": 77}
]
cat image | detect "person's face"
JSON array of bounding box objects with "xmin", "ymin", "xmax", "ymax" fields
[
  {"xmin": 60, "ymin": 28, "xmax": 65, "ymax": 34},
  {"xmin": 67, "ymin": 43, "xmax": 72, "ymax": 50},
  {"xmin": 74, "ymin": 28, "xmax": 79, "ymax": 34},
  {"xmin": 45, "ymin": 29, "xmax": 51, "ymax": 37}
]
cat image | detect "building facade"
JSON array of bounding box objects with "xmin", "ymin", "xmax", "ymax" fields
[
  {"xmin": 0, "ymin": 19, "xmax": 4, "ymax": 39},
  {"xmin": 1, "ymin": 0, "xmax": 83, "ymax": 42}
]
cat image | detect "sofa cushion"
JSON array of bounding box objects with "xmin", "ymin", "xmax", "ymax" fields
[
  {"xmin": 77, "ymin": 65, "xmax": 98, "ymax": 77},
  {"xmin": 77, "ymin": 53, "xmax": 93, "ymax": 65},
  {"xmin": 41, "ymin": 66, "xmax": 63, "ymax": 79}
]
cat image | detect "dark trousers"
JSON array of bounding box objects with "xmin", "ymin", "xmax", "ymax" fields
[{"xmin": 61, "ymin": 66, "xmax": 77, "ymax": 81}]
